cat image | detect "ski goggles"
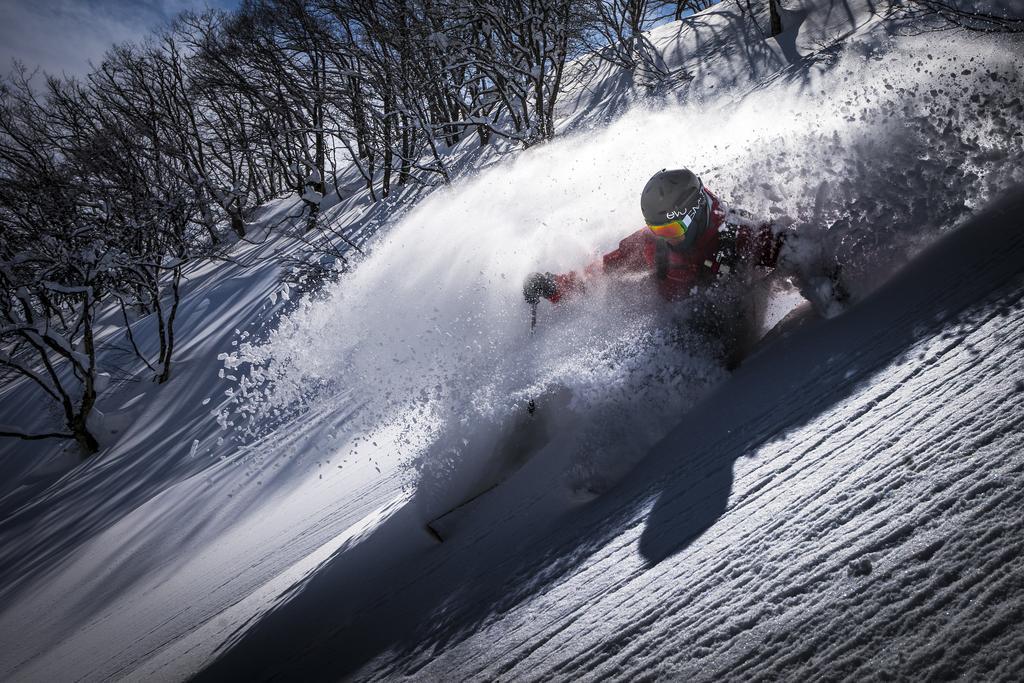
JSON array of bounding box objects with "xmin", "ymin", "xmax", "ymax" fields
[
  {"xmin": 647, "ymin": 188, "xmax": 710, "ymax": 240},
  {"xmin": 647, "ymin": 219, "xmax": 688, "ymax": 239}
]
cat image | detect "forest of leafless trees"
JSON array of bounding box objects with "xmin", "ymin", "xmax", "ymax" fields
[{"xmin": 0, "ymin": 0, "xmax": 712, "ymax": 454}]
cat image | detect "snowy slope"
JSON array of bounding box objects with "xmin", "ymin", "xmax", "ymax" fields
[
  {"xmin": 1, "ymin": 0, "xmax": 1024, "ymax": 680},
  {"xmin": 168, "ymin": 187, "xmax": 1024, "ymax": 682},
  {"xmin": 331, "ymin": 186, "xmax": 1024, "ymax": 682}
]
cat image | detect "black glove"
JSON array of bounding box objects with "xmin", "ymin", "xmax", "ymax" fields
[
  {"xmin": 523, "ymin": 272, "xmax": 557, "ymax": 304},
  {"xmin": 714, "ymin": 224, "xmax": 741, "ymax": 271}
]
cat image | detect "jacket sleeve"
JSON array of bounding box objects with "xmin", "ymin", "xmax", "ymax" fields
[{"xmin": 548, "ymin": 229, "xmax": 649, "ymax": 303}]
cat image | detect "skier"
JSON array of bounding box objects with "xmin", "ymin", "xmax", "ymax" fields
[{"xmin": 522, "ymin": 168, "xmax": 846, "ymax": 364}]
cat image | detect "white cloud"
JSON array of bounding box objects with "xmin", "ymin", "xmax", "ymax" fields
[{"xmin": 0, "ymin": 0, "xmax": 231, "ymax": 78}]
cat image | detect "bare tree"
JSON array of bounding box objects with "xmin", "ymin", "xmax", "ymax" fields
[
  {"xmin": 0, "ymin": 0, "xmax": 605, "ymax": 455},
  {"xmin": 898, "ymin": 0, "xmax": 1024, "ymax": 32},
  {"xmin": 585, "ymin": 0, "xmax": 652, "ymax": 72},
  {"xmin": 0, "ymin": 71, "xmax": 105, "ymax": 452},
  {"xmin": 651, "ymin": 0, "xmax": 721, "ymax": 21}
]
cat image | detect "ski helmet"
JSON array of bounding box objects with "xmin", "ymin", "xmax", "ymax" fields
[{"xmin": 640, "ymin": 168, "xmax": 710, "ymax": 248}]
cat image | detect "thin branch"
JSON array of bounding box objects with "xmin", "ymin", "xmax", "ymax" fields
[{"xmin": 0, "ymin": 429, "xmax": 75, "ymax": 442}]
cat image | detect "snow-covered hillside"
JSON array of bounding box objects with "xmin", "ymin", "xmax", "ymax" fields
[
  {"xmin": 207, "ymin": 188, "xmax": 1024, "ymax": 682},
  {"xmin": 1, "ymin": 0, "xmax": 1023, "ymax": 679}
]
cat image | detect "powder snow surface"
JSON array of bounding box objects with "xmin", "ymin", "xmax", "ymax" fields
[
  {"xmin": 361, "ymin": 197, "xmax": 1024, "ymax": 682},
  {"xmin": 194, "ymin": 189, "xmax": 1024, "ymax": 682},
  {"xmin": 1, "ymin": 0, "xmax": 1023, "ymax": 680}
]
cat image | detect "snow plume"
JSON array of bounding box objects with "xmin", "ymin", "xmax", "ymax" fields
[
  {"xmin": 222, "ymin": 29, "xmax": 1022, "ymax": 507},
  {"xmin": 710, "ymin": 33, "xmax": 1024, "ymax": 296},
  {"xmin": 221, "ymin": 115, "xmax": 734, "ymax": 506}
]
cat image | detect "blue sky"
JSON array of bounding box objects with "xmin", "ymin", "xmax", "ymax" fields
[{"xmin": 0, "ymin": 0, "xmax": 237, "ymax": 78}]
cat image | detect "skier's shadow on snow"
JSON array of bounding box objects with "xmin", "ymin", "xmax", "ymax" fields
[
  {"xmin": 635, "ymin": 446, "xmax": 735, "ymax": 566},
  {"xmin": 634, "ymin": 187, "xmax": 1024, "ymax": 565}
]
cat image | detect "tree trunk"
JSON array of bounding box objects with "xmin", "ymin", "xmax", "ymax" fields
[
  {"xmin": 231, "ymin": 212, "xmax": 246, "ymax": 239},
  {"xmin": 770, "ymin": 0, "xmax": 784, "ymax": 36},
  {"xmin": 399, "ymin": 114, "xmax": 411, "ymax": 185},
  {"xmin": 71, "ymin": 414, "xmax": 99, "ymax": 455},
  {"xmin": 74, "ymin": 306, "xmax": 99, "ymax": 455},
  {"xmin": 157, "ymin": 266, "xmax": 182, "ymax": 384}
]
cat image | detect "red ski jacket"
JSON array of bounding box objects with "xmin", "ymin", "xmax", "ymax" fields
[{"xmin": 549, "ymin": 189, "xmax": 782, "ymax": 302}]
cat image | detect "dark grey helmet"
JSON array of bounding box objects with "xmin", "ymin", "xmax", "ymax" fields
[{"xmin": 640, "ymin": 168, "xmax": 710, "ymax": 248}]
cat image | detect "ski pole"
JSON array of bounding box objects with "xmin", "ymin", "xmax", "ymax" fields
[{"xmin": 528, "ymin": 300, "xmax": 538, "ymax": 414}]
